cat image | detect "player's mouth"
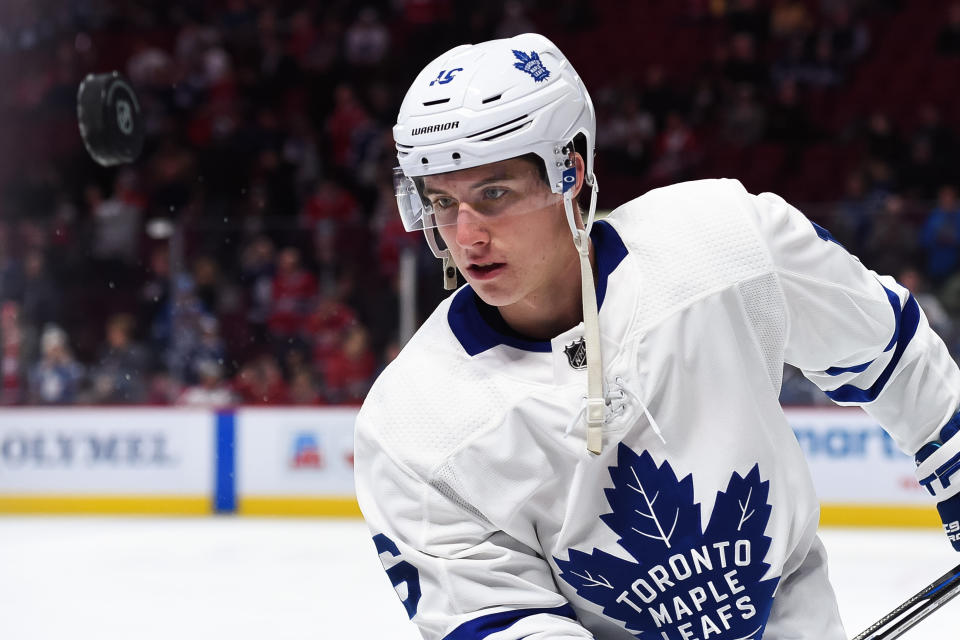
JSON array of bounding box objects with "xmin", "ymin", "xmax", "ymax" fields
[{"xmin": 467, "ymin": 262, "xmax": 506, "ymax": 280}]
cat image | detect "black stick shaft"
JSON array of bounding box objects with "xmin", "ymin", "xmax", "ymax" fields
[{"xmin": 852, "ymin": 563, "xmax": 960, "ymax": 640}]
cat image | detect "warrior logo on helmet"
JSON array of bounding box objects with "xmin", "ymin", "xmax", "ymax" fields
[{"xmin": 512, "ymin": 49, "xmax": 550, "ymax": 82}]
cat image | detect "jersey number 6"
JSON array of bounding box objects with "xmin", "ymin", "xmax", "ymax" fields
[{"xmin": 373, "ymin": 533, "xmax": 422, "ymax": 618}]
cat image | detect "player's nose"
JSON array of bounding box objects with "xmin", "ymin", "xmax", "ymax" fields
[{"xmin": 453, "ymin": 205, "xmax": 489, "ymax": 248}]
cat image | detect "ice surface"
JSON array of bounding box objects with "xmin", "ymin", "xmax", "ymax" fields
[{"xmin": 0, "ymin": 517, "xmax": 957, "ymax": 639}]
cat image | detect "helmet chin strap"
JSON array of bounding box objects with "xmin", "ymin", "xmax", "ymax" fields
[{"xmin": 564, "ymin": 173, "xmax": 604, "ymax": 454}]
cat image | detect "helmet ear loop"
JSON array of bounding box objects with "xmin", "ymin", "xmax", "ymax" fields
[{"xmin": 582, "ymin": 171, "xmax": 599, "ymax": 237}]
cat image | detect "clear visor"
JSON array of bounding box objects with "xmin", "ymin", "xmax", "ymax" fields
[{"xmin": 393, "ymin": 165, "xmax": 565, "ymax": 232}]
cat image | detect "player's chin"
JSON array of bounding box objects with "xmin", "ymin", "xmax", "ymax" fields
[{"xmin": 465, "ymin": 276, "xmax": 515, "ymax": 306}]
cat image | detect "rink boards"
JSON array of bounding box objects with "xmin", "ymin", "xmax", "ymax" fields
[{"xmin": 0, "ymin": 406, "xmax": 939, "ymax": 527}]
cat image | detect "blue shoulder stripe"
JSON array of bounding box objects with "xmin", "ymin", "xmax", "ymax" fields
[
  {"xmin": 824, "ymin": 293, "xmax": 921, "ymax": 403},
  {"xmin": 443, "ymin": 604, "xmax": 577, "ymax": 640},
  {"xmin": 811, "ymin": 220, "xmax": 845, "ymax": 247},
  {"xmin": 824, "ymin": 286, "xmax": 903, "ymax": 375}
]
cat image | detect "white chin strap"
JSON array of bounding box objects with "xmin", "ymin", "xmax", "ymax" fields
[{"xmin": 564, "ymin": 174, "xmax": 603, "ymax": 454}]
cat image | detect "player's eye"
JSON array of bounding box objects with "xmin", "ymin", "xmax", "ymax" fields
[
  {"xmin": 482, "ymin": 187, "xmax": 508, "ymax": 200},
  {"xmin": 431, "ymin": 196, "xmax": 457, "ymax": 210}
]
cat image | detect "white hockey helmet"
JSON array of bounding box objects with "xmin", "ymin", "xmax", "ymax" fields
[
  {"xmin": 394, "ymin": 34, "xmax": 607, "ymax": 454},
  {"xmin": 393, "ymin": 32, "xmax": 596, "ymax": 235}
]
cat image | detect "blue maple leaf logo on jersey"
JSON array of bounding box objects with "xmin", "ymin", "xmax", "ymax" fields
[
  {"xmin": 555, "ymin": 444, "xmax": 779, "ymax": 639},
  {"xmin": 512, "ymin": 49, "xmax": 550, "ymax": 82}
]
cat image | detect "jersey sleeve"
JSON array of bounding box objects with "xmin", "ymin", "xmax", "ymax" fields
[
  {"xmin": 354, "ymin": 414, "xmax": 593, "ymax": 640},
  {"xmin": 747, "ymin": 189, "xmax": 960, "ymax": 454}
]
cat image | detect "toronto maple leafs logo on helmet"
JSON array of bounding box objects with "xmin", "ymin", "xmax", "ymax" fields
[{"xmin": 512, "ymin": 49, "xmax": 550, "ymax": 82}]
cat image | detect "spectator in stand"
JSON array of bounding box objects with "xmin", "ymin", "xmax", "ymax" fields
[
  {"xmin": 376, "ymin": 340, "xmax": 403, "ymax": 378},
  {"xmin": 282, "ymin": 114, "xmax": 323, "ymax": 198},
  {"xmin": 191, "ymin": 255, "xmax": 221, "ymax": 313},
  {"xmin": 771, "ymin": 32, "xmax": 807, "ymax": 88},
  {"xmin": 268, "ymin": 247, "xmax": 316, "ymax": 342},
  {"xmin": 722, "ymin": 83, "xmax": 767, "ymax": 146},
  {"xmin": 177, "ymin": 359, "xmax": 236, "ymax": 407},
  {"xmin": 766, "ymin": 78, "xmax": 811, "ymax": 171},
  {"xmin": 325, "ymin": 84, "xmax": 373, "ymax": 170},
  {"xmin": 164, "ymin": 272, "xmax": 213, "ymax": 384},
  {"xmin": 495, "ymin": 1, "xmax": 537, "ymax": 39},
  {"xmin": 47, "ymin": 194, "xmax": 79, "ymax": 269},
  {"xmin": 898, "ymin": 267, "xmax": 954, "ymax": 342},
  {"xmin": 766, "ymin": 79, "xmax": 810, "ymax": 143},
  {"xmin": 913, "ymin": 104, "xmax": 957, "ymax": 176},
  {"xmin": 323, "ymin": 323, "xmax": 375, "ymax": 404},
  {"xmin": 287, "ymin": 9, "xmax": 318, "ymax": 65},
  {"xmin": 256, "ymin": 10, "xmax": 302, "ymax": 100},
  {"xmin": 800, "ymin": 34, "xmax": 842, "ymax": 87},
  {"xmin": 344, "ymin": 8, "xmax": 390, "ymax": 68},
  {"xmin": 234, "ymin": 353, "xmax": 289, "ymax": 404},
  {"xmin": 145, "ymin": 370, "xmax": 179, "ymax": 405},
  {"xmin": 604, "ymin": 92, "xmax": 656, "ymax": 172},
  {"xmin": 289, "ymin": 369, "xmax": 322, "ymax": 405},
  {"xmin": 863, "ymin": 111, "xmax": 903, "ymax": 167},
  {"xmin": 921, "ymin": 185, "xmax": 960, "ymax": 286},
  {"xmin": 90, "ymin": 313, "xmax": 150, "ymax": 404},
  {"xmin": 88, "ymin": 171, "xmax": 146, "ymax": 273},
  {"xmin": 640, "ymin": 65, "xmax": 679, "ymax": 128},
  {"xmin": 354, "ymin": 117, "xmax": 395, "ymax": 189},
  {"xmin": 126, "ymin": 39, "xmax": 174, "ymax": 89},
  {"xmin": 373, "ymin": 178, "xmax": 420, "ymax": 279},
  {"xmin": 240, "ymin": 235, "xmax": 276, "ymax": 346},
  {"xmin": 301, "ymin": 11, "xmax": 343, "ymax": 76},
  {"xmin": 28, "ymin": 325, "xmax": 83, "ymax": 405},
  {"xmin": 647, "ymin": 111, "xmax": 700, "ymax": 185},
  {"xmin": 185, "ymin": 315, "xmax": 227, "ymax": 385},
  {"xmin": 936, "ymin": 2, "xmax": 960, "ymax": 55},
  {"xmin": 723, "ymin": 32, "xmax": 768, "ymax": 90},
  {"xmin": 831, "ymin": 171, "xmax": 873, "ymax": 253},
  {"xmin": 901, "ymin": 138, "xmax": 950, "ymax": 200},
  {"xmin": 19, "ymin": 249, "xmax": 59, "ymax": 336},
  {"xmin": 823, "ymin": 4, "xmax": 869, "ymax": 65},
  {"xmin": 0, "ymin": 301, "xmax": 25, "ymax": 405},
  {"xmin": 300, "ymin": 177, "xmax": 360, "ymax": 269},
  {"xmin": 305, "ymin": 291, "xmax": 358, "ymax": 378},
  {"xmin": 770, "ymin": 0, "xmax": 813, "ymax": 41},
  {"xmin": 0, "ymin": 223, "xmax": 19, "ymax": 302},
  {"xmin": 861, "ymin": 193, "xmax": 918, "ymax": 278},
  {"xmin": 726, "ymin": 0, "xmax": 770, "ymax": 43},
  {"xmin": 140, "ymin": 245, "xmax": 171, "ymax": 353}
]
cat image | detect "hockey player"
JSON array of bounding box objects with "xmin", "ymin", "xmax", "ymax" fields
[{"xmin": 355, "ymin": 33, "xmax": 960, "ymax": 639}]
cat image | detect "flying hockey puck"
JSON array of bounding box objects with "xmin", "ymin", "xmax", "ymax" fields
[{"xmin": 77, "ymin": 72, "xmax": 144, "ymax": 166}]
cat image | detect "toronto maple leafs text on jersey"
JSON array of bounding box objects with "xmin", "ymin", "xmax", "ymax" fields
[{"xmin": 355, "ymin": 179, "xmax": 960, "ymax": 640}]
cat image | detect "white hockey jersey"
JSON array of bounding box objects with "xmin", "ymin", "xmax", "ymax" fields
[{"xmin": 355, "ymin": 178, "xmax": 960, "ymax": 640}]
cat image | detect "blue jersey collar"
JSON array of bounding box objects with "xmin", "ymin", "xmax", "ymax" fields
[{"xmin": 448, "ymin": 220, "xmax": 628, "ymax": 356}]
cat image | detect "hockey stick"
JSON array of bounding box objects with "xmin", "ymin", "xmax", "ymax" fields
[{"xmin": 852, "ymin": 562, "xmax": 960, "ymax": 639}]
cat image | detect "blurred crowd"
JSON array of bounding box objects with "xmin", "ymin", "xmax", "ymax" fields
[{"xmin": 0, "ymin": 0, "xmax": 960, "ymax": 406}]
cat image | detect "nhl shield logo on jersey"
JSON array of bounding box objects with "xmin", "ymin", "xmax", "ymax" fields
[
  {"xmin": 512, "ymin": 49, "xmax": 550, "ymax": 82},
  {"xmin": 564, "ymin": 338, "xmax": 587, "ymax": 369}
]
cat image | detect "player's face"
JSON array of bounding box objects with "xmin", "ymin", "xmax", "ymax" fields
[{"xmin": 425, "ymin": 157, "xmax": 579, "ymax": 312}]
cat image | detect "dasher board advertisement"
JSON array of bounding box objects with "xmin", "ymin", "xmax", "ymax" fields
[
  {"xmin": 0, "ymin": 408, "xmax": 213, "ymax": 495},
  {"xmin": 235, "ymin": 407, "xmax": 357, "ymax": 497},
  {"xmin": 786, "ymin": 407, "xmax": 928, "ymax": 505}
]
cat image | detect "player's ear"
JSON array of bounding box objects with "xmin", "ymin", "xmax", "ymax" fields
[{"xmin": 572, "ymin": 152, "xmax": 586, "ymax": 200}]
